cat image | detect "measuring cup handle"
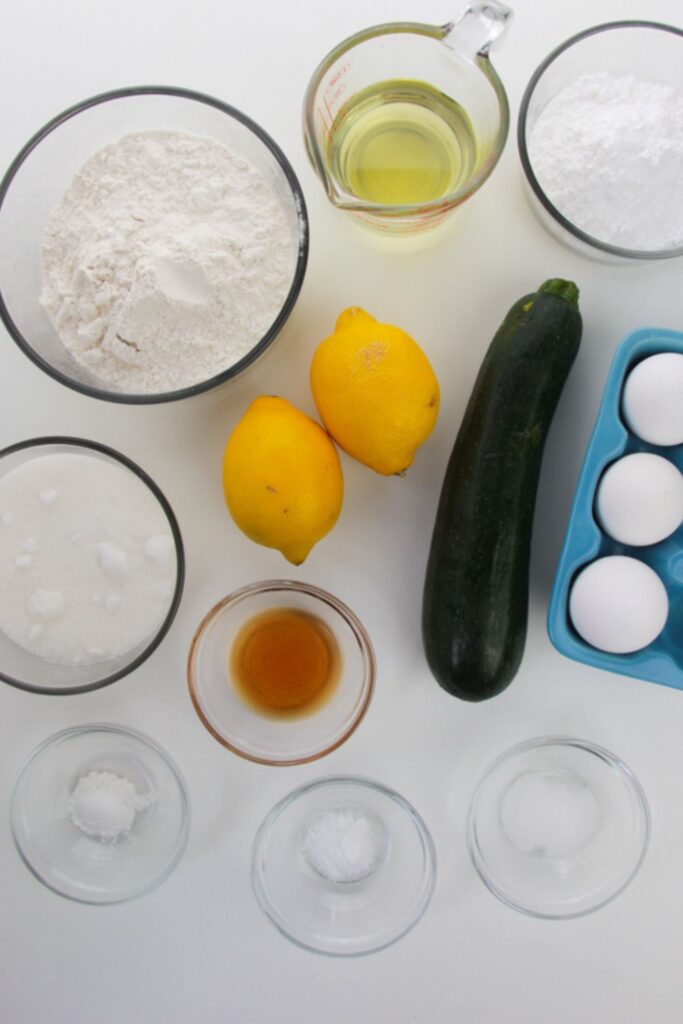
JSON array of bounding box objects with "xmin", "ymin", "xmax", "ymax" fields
[{"xmin": 443, "ymin": 1, "xmax": 513, "ymax": 57}]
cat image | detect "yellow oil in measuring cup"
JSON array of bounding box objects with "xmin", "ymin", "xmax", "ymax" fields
[
  {"xmin": 303, "ymin": 3, "xmax": 512, "ymax": 233},
  {"xmin": 325, "ymin": 80, "xmax": 478, "ymax": 207}
]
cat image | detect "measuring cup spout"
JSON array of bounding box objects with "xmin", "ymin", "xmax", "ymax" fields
[{"xmin": 442, "ymin": 1, "xmax": 512, "ymax": 58}]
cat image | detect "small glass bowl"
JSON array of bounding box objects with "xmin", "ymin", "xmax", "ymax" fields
[
  {"xmin": 11, "ymin": 724, "xmax": 190, "ymax": 904},
  {"xmin": 467, "ymin": 737, "xmax": 650, "ymax": 919},
  {"xmin": 0, "ymin": 437, "xmax": 184, "ymax": 695},
  {"xmin": 187, "ymin": 581, "xmax": 375, "ymax": 766},
  {"xmin": 251, "ymin": 775, "xmax": 437, "ymax": 956},
  {"xmin": 518, "ymin": 22, "xmax": 683, "ymax": 262},
  {"xmin": 0, "ymin": 86, "xmax": 308, "ymax": 402}
]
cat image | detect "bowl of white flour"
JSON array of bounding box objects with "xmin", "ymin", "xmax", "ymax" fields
[
  {"xmin": 0, "ymin": 87, "xmax": 309, "ymax": 401},
  {"xmin": 0, "ymin": 436, "xmax": 184, "ymax": 693},
  {"xmin": 518, "ymin": 22, "xmax": 683, "ymax": 262}
]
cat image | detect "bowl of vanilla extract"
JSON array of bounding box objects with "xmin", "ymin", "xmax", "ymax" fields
[{"xmin": 187, "ymin": 581, "xmax": 375, "ymax": 766}]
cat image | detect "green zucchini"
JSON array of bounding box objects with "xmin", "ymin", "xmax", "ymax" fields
[{"xmin": 422, "ymin": 279, "xmax": 582, "ymax": 701}]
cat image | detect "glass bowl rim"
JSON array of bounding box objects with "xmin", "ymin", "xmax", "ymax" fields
[
  {"xmin": 517, "ymin": 20, "xmax": 683, "ymax": 261},
  {"xmin": 0, "ymin": 84, "xmax": 310, "ymax": 404},
  {"xmin": 250, "ymin": 772, "xmax": 437, "ymax": 957},
  {"xmin": 466, "ymin": 734, "xmax": 651, "ymax": 920},
  {"xmin": 10, "ymin": 721, "xmax": 191, "ymax": 905},
  {"xmin": 0, "ymin": 434, "xmax": 185, "ymax": 695},
  {"xmin": 187, "ymin": 580, "xmax": 376, "ymax": 766}
]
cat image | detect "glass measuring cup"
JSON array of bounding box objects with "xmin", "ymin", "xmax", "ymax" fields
[{"xmin": 303, "ymin": 2, "xmax": 512, "ymax": 233}]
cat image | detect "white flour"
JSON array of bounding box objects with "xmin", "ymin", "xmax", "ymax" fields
[
  {"xmin": 529, "ymin": 72, "xmax": 683, "ymax": 250},
  {"xmin": 40, "ymin": 130, "xmax": 297, "ymax": 393},
  {"xmin": 0, "ymin": 452, "xmax": 176, "ymax": 664}
]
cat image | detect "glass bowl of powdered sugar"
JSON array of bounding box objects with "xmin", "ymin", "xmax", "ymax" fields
[
  {"xmin": 11, "ymin": 724, "xmax": 190, "ymax": 903},
  {"xmin": 0, "ymin": 437, "xmax": 184, "ymax": 694},
  {"xmin": 518, "ymin": 22, "xmax": 683, "ymax": 262},
  {"xmin": 0, "ymin": 86, "xmax": 308, "ymax": 402}
]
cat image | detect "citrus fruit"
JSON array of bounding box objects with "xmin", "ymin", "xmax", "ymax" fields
[{"xmin": 223, "ymin": 396, "xmax": 343, "ymax": 564}]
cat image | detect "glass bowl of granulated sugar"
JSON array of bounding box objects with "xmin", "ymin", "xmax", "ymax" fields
[
  {"xmin": 0, "ymin": 436, "xmax": 184, "ymax": 694},
  {"xmin": 0, "ymin": 87, "xmax": 309, "ymax": 402},
  {"xmin": 518, "ymin": 22, "xmax": 683, "ymax": 262}
]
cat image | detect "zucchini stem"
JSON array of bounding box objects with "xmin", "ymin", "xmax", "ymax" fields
[{"xmin": 539, "ymin": 279, "xmax": 579, "ymax": 307}]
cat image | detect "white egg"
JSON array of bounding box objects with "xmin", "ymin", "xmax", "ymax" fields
[
  {"xmin": 569, "ymin": 556, "xmax": 668, "ymax": 654},
  {"xmin": 595, "ymin": 453, "xmax": 683, "ymax": 546},
  {"xmin": 622, "ymin": 352, "xmax": 683, "ymax": 446}
]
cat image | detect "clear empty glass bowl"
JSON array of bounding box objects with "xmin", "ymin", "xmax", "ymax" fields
[
  {"xmin": 0, "ymin": 86, "xmax": 308, "ymax": 402},
  {"xmin": 0, "ymin": 436, "xmax": 184, "ymax": 695},
  {"xmin": 467, "ymin": 737, "xmax": 650, "ymax": 918},
  {"xmin": 251, "ymin": 776, "xmax": 437, "ymax": 956},
  {"xmin": 11, "ymin": 724, "xmax": 190, "ymax": 904},
  {"xmin": 518, "ymin": 22, "xmax": 683, "ymax": 261},
  {"xmin": 187, "ymin": 581, "xmax": 375, "ymax": 765}
]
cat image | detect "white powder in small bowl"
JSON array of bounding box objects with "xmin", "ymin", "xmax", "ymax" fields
[
  {"xmin": 500, "ymin": 769, "xmax": 602, "ymax": 860},
  {"xmin": 302, "ymin": 807, "xmax": 387, "ymax": 883},
  {"xmin": 67, "ymin": 770, "xmax": 155, "ymax": 842}
]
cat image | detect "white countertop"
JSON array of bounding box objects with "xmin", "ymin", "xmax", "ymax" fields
[{"xmin": 1, "ymin": 1, "xmax": 682, "ymax": 1021}]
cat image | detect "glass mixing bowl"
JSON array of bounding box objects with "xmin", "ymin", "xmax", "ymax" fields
[
  {"xmin": 0, "ymin": 437, "xmax": 184, "ymax": 695},
  {"xmin": 0, "ymin": 86, "xmax": 309, "ymax": 402},
  {"xmin": 251, "ymin": 775, "xmax": 437, "ymax": 956},
  {"xmin": 11, "ymin": 724, "xmax": 190, "ymax": 904},
  {"xmin": 467, "ymin": 736, "xmax": 650, "ymax": 918},
  {"xmin": 518, "ymin": 21, "xmax": 683, "ymax": 262},
  {"xmin": 187, "ymin": 581, "xmax": 375, "ymax": 766}
]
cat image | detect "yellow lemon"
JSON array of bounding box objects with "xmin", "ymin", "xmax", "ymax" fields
[
  {"xmin": 310, "ymin": 307, "xmax": 440, "ymax": 475},
  {"xmin": 222, "ymin": 396, "xmax": 343, "ymax": 565}
]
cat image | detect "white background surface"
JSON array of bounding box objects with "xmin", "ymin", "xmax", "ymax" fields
[{"xmin": 1, "ymin": 1, "xmax": 682, "ymax": 1021}]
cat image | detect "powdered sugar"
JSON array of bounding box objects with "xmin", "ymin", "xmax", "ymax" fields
[
  {"xmin": 40, "ymin": 130, "xmax": 297, "ymax": 393},
  {"xmin": 528, "ymin": 72, "xmax": 683, "ymax": 251}
]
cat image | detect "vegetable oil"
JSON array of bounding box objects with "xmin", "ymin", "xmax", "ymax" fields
[{"xmin": 326, "ymin": 80, "xmax": 478, "ymax": 206}]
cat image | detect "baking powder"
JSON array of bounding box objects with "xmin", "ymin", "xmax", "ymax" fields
[
  {"xmin": 40, "ymin": 130, "xmax": 297, "ymax": 393},
  {"xmin": 67, "ymin": 770, "xmax": 154, "ymax": 842}
]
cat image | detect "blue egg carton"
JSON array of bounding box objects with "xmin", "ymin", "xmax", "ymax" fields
[{"xmin": 548, "ymin": 327, "xmax": 683, "ymax": 691}]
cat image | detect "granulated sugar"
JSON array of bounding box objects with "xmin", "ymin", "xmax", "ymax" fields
[
  {"xmin": 528, "ymin": 72, "xmax": 683, "ymax": 251},
  {"xmin": 40, "ymin": 130, "xmax": 297, "ymax": 393},
  {"xmin": 0, "ymin": 452, "xmax": 176, "ymax": 664}
]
